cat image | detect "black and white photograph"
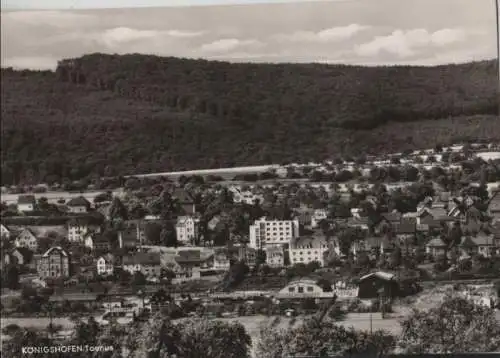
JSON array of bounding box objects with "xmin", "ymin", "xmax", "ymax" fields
[{"xmin": 1, "ymin": 0, "xmax": 500, "ymax": 356}]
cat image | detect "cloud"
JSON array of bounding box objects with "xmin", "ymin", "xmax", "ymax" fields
[
  {"xmin": 165, "ymin": 30, "xmax": 205, "ymax": 38},
  {"xmin": 355, "ymin": 28, "xmax": 467, "ymax": 58},
  {"xmin": 273, "ymin": 24, "xmax": 369, "ymax": 43},
  {"xmin": 1, "ymin": 56, "xmax": 58, "ymax": 70},
  {"xmin": 101, "ymin": 27, "xmax": 159, "ymax": 45},
  {"xmin": 200, "ymin": 38, "xmax": 262, "ymax": 53}
]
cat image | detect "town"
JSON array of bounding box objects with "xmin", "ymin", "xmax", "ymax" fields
[{"xmin": 1, "ymin": 142, "xmax": 500, "ymax": 355}]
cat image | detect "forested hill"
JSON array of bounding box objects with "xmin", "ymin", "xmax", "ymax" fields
[{"xmin": 1, "ymin": 53, "xmax": 499, "ymax": 186}]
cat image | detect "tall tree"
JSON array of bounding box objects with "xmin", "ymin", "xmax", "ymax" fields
[{"xmin": 398, "ymin": 295, "xmax": 500, "ymax": 353}]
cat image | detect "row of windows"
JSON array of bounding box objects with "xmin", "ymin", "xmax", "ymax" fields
[{"xmin": 288, "ymin": 286, "xmax": 314, "ymax": 293}]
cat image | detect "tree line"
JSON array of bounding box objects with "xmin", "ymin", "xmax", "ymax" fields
[{"xmin": 1, "ymin": 54, "xmax": 498, "ymax": 186}]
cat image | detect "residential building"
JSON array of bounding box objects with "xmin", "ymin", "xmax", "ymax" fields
[
  {"xmin": 36, "ymin": 247, "xmax": 70, "ymax": 279},
  {"xmin": 237, "ymin": 246, "xmax": 257, "ymax": 268},
  {"xmin": 425, "ymin": 237, "xmax": 448, "ymax": 258},
  {"xmin": 213, "ymin": 249, "xmax": 230, "ymax": 270},
  {"xmin": 174, "ymin": 249, "xmax": 212, "ymax": 278},
  {"xmin": 0, "ymin": 224, "xmax": 11, "ymax": 239},
  {"xmin": 3, "ymin": 247, "xmax": 33, "ymax": 267},
  {"xmin": 122, "ymin": 252, "xmax": 161, "ymax": 278},
  {"xmin": 173, "ymin": 189, "xmax": 196, "ymax": 215},
  {"xmin": 393, "ymin": 218, "xmax": 417, "ymax": 240},
  {"xmin": 346, "ymin": 217, "xmax": 369, "ymax": 231},
  {"xmin": 66, "ymin": 196, "xmax": 91, "ymax": 214},
  {"xmin": 265, "ymin": 245, "xmax": 285, "ymax": 268},
  {"xmin": 84, "ymin": 234, "xmax": 112, "ymax": 252},
  {"xmin": 357, "ymin": 271, "xmax": 400, "ymax": 299},
  {"xmin": 118, "ymin": 220, "xmax": 145, "ymax": 248},
  {"xmin": 96, "ymin": 254, "xmax": 115, "ymax": 276},
  {"xmin": 17, "ymin": 195, "xmax": 36, "ymax": 212},
  {"xmin": 311, "ymin": 209, "xmax": 328, "ymax": 228},
  {"xmin": 278, "ymin": 279, "xmax": 334, "ymax": 298},
  {"xmin": 67, "ymin": 219, "xmax": 101, "ymax": 243},
  {"xmin": 175, "ymin": 216, "xmax": 199, "ymax": 245},
  {"xmin": 488, "ymin": 190, "xmax": 500, "ymax": 222},
  {"xmin": 289, "ymin": 235, "xmax": 328, "ymax": 266},
  {"xmin": 229, "ymin": 186, "xmax": 263, "ymax": 205},
  {"xmin": 472, "ymin": 234, "xmax": 497, "ymax": 258},
  {"xmin": 249, "ymin": 217, "xmax": 300, "ymax": 249},
  {"xmin": 14, "ymin": 229, "xmax": 38, "ymax": 251}
]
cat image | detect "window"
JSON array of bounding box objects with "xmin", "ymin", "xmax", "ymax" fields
[
  {"xmin": 298, "ymin": 286, "xmax": 304, "ymax": 293},
  {"xmin": 307, "ymin": 287, "xmax": 314, "ymax": 292},
  {"xmin": 288, "ymin": 287, "xmax": 295, "ymax": 292}
]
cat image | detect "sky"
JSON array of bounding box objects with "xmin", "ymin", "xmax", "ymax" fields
[{"xmin": 1, "ymin": 0, "xmax": 497, "ymax": 70}]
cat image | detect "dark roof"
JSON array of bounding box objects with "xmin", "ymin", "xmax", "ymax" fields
[
  {"xmin": 394, "ymin": 218, "xmax": 416, "ymax": 235},
  {"xmin": 173, "ymin": 189, "xmax": 194, "ymax": 203},
  {"xmin": 122, "ymin": 252, "xmax": 160, "ymax": 266},
  {"xmin": 12, "ymin": 247, "xmax": 34, "ymax": 262},
  {"xmin": 18, "ymin": 195, "xmax": 36, "ymax": 204},
  {"xmin": 459, "ymin": 236, "xmax": 477, "ymax": 248},
  {"xmin": 347, "ymin": 217, "xmax": 369, "ymax": 226},
  {"xmin": 382, "ymin": 212, "xmax": 402, "ymax": 222},
  {"xmin": 175, "ymin": 249, "xmax": 202, "ymax": 264},
  {"xmin": 66, "ymin": 196, "xmax": 91, "ymax": 207}
]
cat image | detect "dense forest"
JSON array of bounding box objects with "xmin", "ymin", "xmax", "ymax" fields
[{"xmin": 1, "ymin": 53, "xmax": 498, "ymax": 186}]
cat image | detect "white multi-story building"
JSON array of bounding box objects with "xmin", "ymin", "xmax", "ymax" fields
[
  {"xmin": 67, "ymin": 220, "xmax": 100, "ymax": 243},
  {"xmin": 176, "ymin": 216, "xmax": 199, "ymax": 245},
  {"xmin": 311, "ymin": 209, "xmax": 328, "ymax": 228},
  {"xmin": 249, "ymin": 217, "xmax": 300, "ymax": 249},
  {"xmin": 96, "ymin": 255, "xmax": 114, "ymax": 276},
  {"xmin": 289, "ymin": 236, "xmax": 329, "ymax": 267}
]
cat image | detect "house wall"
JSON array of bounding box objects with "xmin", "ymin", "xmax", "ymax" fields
[{"xmin": 357, "ymin": 276, "xmax": 399, "ymax": 299}]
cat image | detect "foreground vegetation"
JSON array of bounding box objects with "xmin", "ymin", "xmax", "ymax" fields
[
  {"xmin": 1, "ymin": 54, "xmax": 498, "ymax": 185},
  {"xmin": 2, "ymin": 296, "xmax": 500, "ymax": 357}
]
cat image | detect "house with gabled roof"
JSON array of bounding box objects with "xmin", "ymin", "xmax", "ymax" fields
[
  {"xmin": 487, "ymin": 190, "xmax": 500, "ymax": 222},
  {"xmin": 67, "ymin": 217, "xmax": 101, "ymax": 243},
  {"xmin": 289, "ymin": 235, "xmax": 328, "ymax": 266},
  {"xmin": 96, "ymin": 254, "xmax": 115, "ymax": 276},
  {"xmin": 122, "ymin": 252, "xmax": 161, "ymax": 278},
  {"xmin": 36, "ymin": 246, "xmax": 70, "ymax": 279},
  {"xmin": 66, "ymin": 196, "xmax": 91, "ymax": 214},
  {"xmin": 471, "ymin": 233, "xmax": 497, "ymax": 258},
  {"xmin": 1, "ymin": 224, "xmax": 12, "ymax": 239},
  {"xmin": 425, "ymin": 237, "xmax": 448, "ymax": 258},
  {"xmin": 17, "ymin": 195, "xmax": 36, "ymax": 212},
  {"xmin": 393, "ymin": 218, "xmax": 417, "ymax": 240},
  {"xmin": 14, "ymin": 228, "xmax": 38, "ymax": 251},
  {"xmin": 3, "ymin": 247, "xmax": 34, "ymax": 267},
  {"xmin": 173, "ymin": 188, "xmax": 196, "ymax": 215},
  {"xmin": 458, "ymin": 236, "xmax": 479, "ymax": 258}
]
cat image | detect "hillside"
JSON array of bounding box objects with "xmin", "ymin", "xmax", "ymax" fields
[{"xmin": 1, "ymin": 53, "xmax": 499, "ymax": 186}]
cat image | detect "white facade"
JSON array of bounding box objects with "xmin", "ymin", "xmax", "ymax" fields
[
  {"xmin": 96, "ymin": 256, "xmax": 114, "ymax": 276},
  {"xmin": 0, "ymin": 224, "xmax": 11, "ymax": 239},
  {"xmin": 68, "ymin": 205, "xmax": 88, "ymax": 214},
  {"xmin": 68, "ymin": 222, "xmax": 99, "ymax": 242},
  {"xmin": 289, "ymin": 237, "xmax": 328, "ymax": 267},
  {"xmin": 176, "ymin": 216, "xmax": 198, "ymax": 244},
  {"xmin": 311, "ymin": 209, "xmax": 328, "ymax": 228},
  {"xmin": 14, "ymin": 229, "xmax": 38, "ymax": 251},
  {"xmin": 18, "ymin": 203, "xmax": 34, "ymax": 212},
  {"xmin": 249, "ymin": 217, "xmax": 300, "ymax": 249},
  {"xmin": 265, "ymin": 246, "xmax": 285, "ymax": 267}
]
